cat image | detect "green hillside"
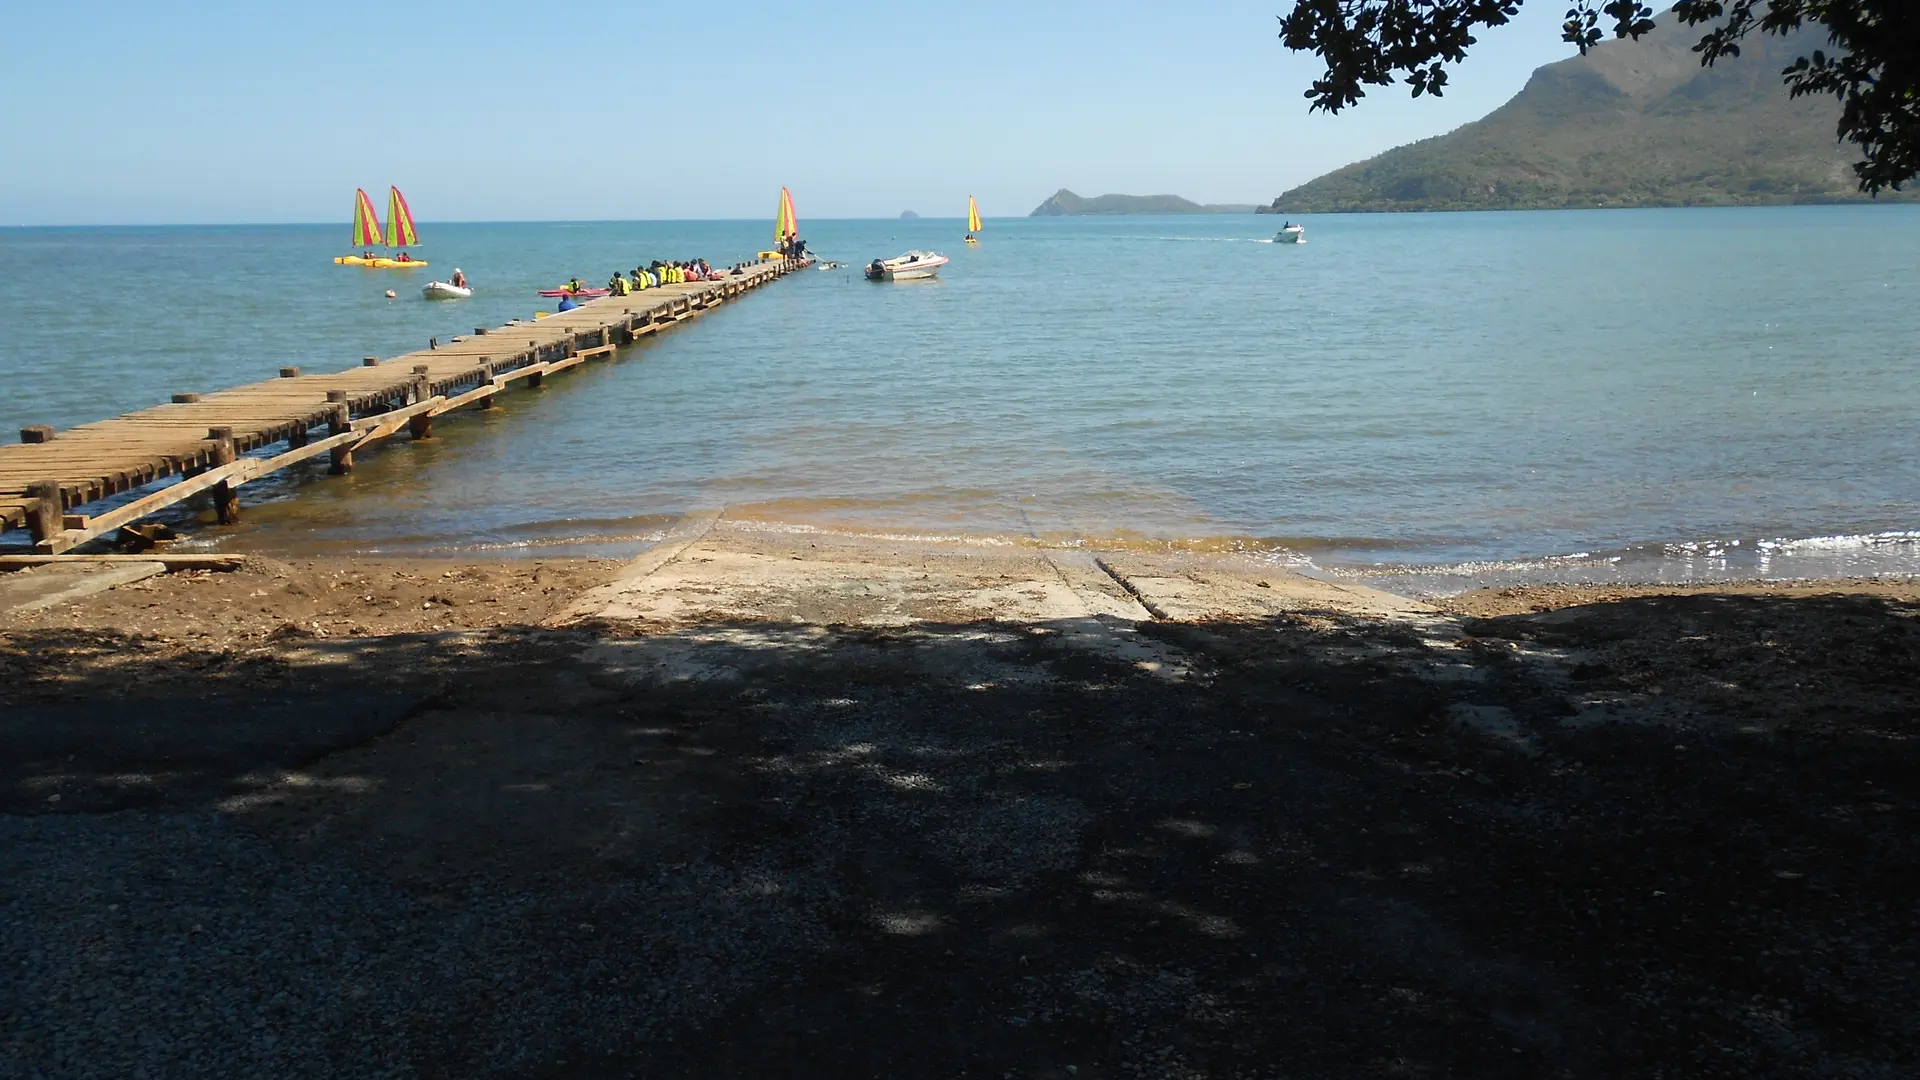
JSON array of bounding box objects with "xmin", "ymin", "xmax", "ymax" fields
[
  {"xmin": 1030, "ymin": 189, "xmax": 1257, "ymax": 215},
  {"xmin": 1267, "ymin": 20, "xmax": 1915, "ymax": 213}
]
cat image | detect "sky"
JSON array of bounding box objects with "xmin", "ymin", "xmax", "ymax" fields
[{"xmin": 0, "ymin": 1, "xmax": 1582, "ymax": 224}]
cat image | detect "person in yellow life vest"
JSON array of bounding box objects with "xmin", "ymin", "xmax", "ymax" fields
[{"xmin": 608, "ymin": 273, "xmax": 630, "ymax": 296}]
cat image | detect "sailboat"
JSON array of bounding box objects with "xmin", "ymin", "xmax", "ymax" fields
[
  {"xmin": 333, "ymin": 189, "xmax": 388, "ymax": 265},
  {"xmin": 965, "ymin": 196, "xmax": 981, "ymax": 244},
  {"xmin": 383, "ymin": 186, "xmax": 427, "ymax": 267},
  {"xmin": 334, "ymin": 187, "xmax": 429, "ymax": 267},
  {"xmin": 760, "ymin": 187, "xmax": 799, "ymax": 260}
]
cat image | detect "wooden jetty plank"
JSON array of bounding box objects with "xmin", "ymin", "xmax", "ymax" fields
[{"xmin": 2, "ymin": 258, "xmax": 806, "ymax": 551}]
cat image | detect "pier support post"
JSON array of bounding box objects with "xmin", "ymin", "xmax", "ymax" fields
[
  {"xmin": 207, "ymin": 427, "xmax": 240, "ymax": 524},
  {"xmin": 327, "ymin": 393, "xmax": 353, "ymax": 474},
  {"xmin": 409, "ymin": 369, "xmax": 433, "ymax": 439},
  {"xmin": 25, "ymin": 481, "xmax": 62, "ymax": 546}
]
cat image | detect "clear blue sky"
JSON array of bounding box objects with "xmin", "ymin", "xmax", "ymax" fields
[{"xmin": 0, "ymin": 0, "xmax": 1580, "ymax": 224}]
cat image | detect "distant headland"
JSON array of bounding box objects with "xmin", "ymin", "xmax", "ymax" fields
[
  {"xmin": 1263, "ymin": 17, "xmax": 1918, "ymax": 213},
  {"xmin": 1029, "ymin": 189, "xmax": 1257, "ymax": 216},
  {"xmin": 899, "ymin": 210, "xmax": 920, "ymax": 220}
]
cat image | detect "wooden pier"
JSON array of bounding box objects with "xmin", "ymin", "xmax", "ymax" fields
[{"xmin": 0, "ymin": 259, "xmax": 808, "ymax": 554}]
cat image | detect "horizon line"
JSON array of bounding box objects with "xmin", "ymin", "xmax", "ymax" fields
[{"xmin": 0, "ymin": 216, "xmax": 1036, "ymax": 230}]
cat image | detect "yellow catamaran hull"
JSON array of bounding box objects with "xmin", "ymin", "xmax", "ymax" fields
[{"xmin": 333, "ymin": 256, "xmax": 429, "ymax": 268}]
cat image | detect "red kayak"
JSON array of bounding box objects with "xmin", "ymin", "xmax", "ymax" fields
[{"xmin": 536, "ymin": 287, "xmax": 609, "ymax": 298}]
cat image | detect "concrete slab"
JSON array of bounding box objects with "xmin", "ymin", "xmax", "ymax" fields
[{"xmin": 0, "ymin": 561, "xmax": 166, "ymax": 614}]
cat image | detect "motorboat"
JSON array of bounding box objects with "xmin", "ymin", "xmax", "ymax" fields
[
  {"xmin": 864, "ymin": 250, "xmax": 949, "ymax": 281},
  {"xmin": 1274, "ymin": 223, "xmax": 1306, "ymax": 244},
  {"xmin": 422, "ymin": 280, "xmax": 471, "ymax": 300}
]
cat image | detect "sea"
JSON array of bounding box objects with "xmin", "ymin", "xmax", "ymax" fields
[{"xmin": 2, "ymin": 207, "xmax": 1917, "ymax": 595}]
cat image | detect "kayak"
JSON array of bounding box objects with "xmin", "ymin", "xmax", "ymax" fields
[
  {"xmin": 423, "ymin": 281, "xmax": 471, "ymax": 300},
  {"xmin": 536, "ymin": 287, "xmax": 608, "ymax": 298},
  {"xmin": 335, "ymin": 255, "xmax": 430, "ymax": 268}
]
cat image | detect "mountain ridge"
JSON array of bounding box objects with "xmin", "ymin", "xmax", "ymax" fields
[{"xmin": 1267, "ymin": 19, "xmax": 1916, "ymax": 213}]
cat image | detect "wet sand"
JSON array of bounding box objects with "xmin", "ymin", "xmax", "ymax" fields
[{"xmin": 3, "ymin": 525, "xmax": 1917, "ymax": 1077}]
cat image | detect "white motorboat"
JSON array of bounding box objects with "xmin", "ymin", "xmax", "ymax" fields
[
  {"xmin": 422, "ymin": 280, "xmax": 472, "ymax": 300},
  {"xmin": 864, "ymin": 250, "xmax": 949, "ymax": 281},
  {"xmin": 1273, "ymin": 224, "xmax": 1306, "ymax": 244}
]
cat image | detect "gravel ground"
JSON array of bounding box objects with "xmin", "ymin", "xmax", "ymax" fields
[
  {"xmin": 3, "ymin": 558, "xmax": 1917, "ymax": 1077},
  {"xmin": 1, "ymin": 811, "xmax": 835, "ymax": 1080}
]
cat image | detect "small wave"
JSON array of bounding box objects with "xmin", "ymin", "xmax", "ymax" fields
[{"xmin": 1756, "ymin": 530, "xmax": 1920, "ymax": 552}]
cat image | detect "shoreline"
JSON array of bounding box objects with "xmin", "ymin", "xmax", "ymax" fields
[{"xmin": 169, "ymin": 509, "xmax": 1920, "ymax": 601}]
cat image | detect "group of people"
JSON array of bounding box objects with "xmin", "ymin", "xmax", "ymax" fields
[
  {"xmin": 604, "ymin": 258, "xmax": 746, "ymax": 296},
  {"xmin": 776, "ymin": 235, "xmax": 808, "ymax": 259}
]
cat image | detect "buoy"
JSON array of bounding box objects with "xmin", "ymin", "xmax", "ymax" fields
[{"xmin": 385, "ymin": 289, "xmax": 396, "ymax": 299}]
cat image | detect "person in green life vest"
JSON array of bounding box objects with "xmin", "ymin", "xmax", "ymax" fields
[
  {"xmin": 608, "ymin": 273, "xmax": 630, "ymax": 296},
  {"xmin": 566, "ymin": 277, "xmax": 585, "ymax": 293}
]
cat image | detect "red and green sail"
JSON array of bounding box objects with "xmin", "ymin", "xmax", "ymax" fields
[
  {"xmin": 352, "ymin": 188, "xmax": 383, "ymax": 248},
  {"xmin": 385, "ymin": 186, "xmax": 419, "ymax": 248}
]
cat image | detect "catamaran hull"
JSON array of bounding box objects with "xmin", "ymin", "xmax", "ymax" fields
[{"xmin": 335, "ymin": 256, "xmax": 430, "ymax": 268}]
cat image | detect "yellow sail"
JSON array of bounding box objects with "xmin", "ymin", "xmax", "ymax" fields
[
  {"xmin": 352, "ymin": 188, "xmax": 382, "ymax": 248},
  {"xmin": 967, "ymin": 195, "xmax": 982, "ymax": 234},
  {"xmin": 385, "ymin": 186, "xmax": 419, "ymax": 248}
]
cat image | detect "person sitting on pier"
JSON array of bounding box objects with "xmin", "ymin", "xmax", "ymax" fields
[
  {"xmin": 608, "ymin": 273, "xmax": 630, "ymax": 296},
  {"xmin": 556, "ymin": 294, "xmax": 578, "ymax": 312}
]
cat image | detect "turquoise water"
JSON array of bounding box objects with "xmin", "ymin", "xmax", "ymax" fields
[{"xmin": 3, "ymin": 208, "xmax": 1918, "ymax": 587}]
